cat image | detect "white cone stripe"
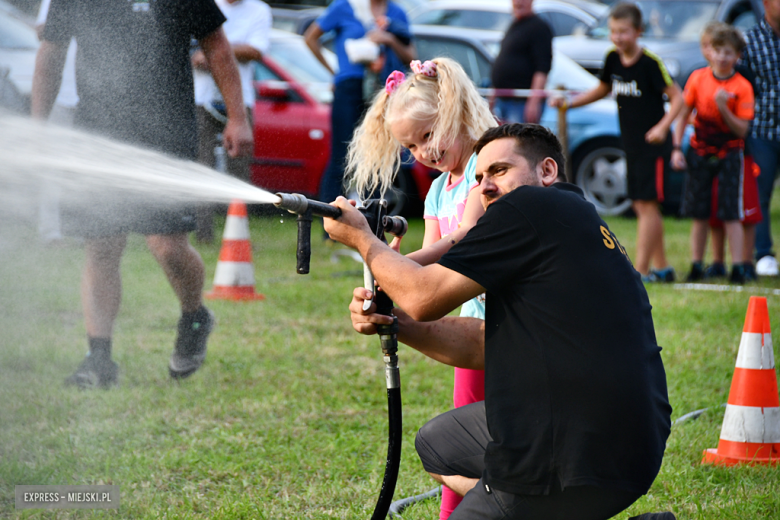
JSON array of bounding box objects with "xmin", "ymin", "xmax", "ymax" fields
[
  {"xmin": 736, "ymin": 332, "xmax": 775, "ymax": 370},
  {"xmin": 213, "ymin": 262, "xmax": 256, "ymax": 286},
  {"xmin": 719, "ymin": 404, "xmax": 780, "ymax": 443},
  {"xmin": 222, "ymin": 215, "xmax": 251, "ymax": 240}
]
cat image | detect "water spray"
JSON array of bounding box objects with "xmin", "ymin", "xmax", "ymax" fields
[{"xmin": 275, "ymin": 193, "xmax": 406, "ymax": 520}]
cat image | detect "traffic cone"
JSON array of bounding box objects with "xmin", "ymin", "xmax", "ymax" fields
[
  {"xmin": 702, "ymin": 297, "xmax": 780, "ymax": 465},
  {"xmin": 206, "ymin": 200, "xmax": 265, "ymax": 301}
]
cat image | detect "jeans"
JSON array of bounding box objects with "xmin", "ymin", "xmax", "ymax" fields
[
  {"xmin": 318, "ymin": 77, "xmax": 365, "ymax": 204},
  {"xmin": 746, "ymin": 136, "xmax": 780, "ymax": 260},
  {"xmin": 493, "ymin": 98, "xmax": 527, "ymax": 124}
]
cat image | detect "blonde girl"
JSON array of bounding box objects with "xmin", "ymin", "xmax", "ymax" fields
[{"xmin": 346, "ymin": 57, "xmax": 496, "ymax": 519}]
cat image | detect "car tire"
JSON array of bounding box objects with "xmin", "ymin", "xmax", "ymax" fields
[{"xmin": 571, "ymin": 138, "xmax": 631, "ymax": 216}]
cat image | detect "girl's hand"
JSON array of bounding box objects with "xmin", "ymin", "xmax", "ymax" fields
[
  {"xmin": 671, "ymin": 149, "xmax": 687, "ymax": 171},
  {"xmin": 389, "ymin": 236, "xmax": 403, "ymax": 253}
]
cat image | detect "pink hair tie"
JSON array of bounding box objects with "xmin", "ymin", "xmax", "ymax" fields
[
  {"xmin": 385, "ymin": 70, "xmax": 407, "ymax": 95},
  {"xmin": 410, "ymin": 60, "xmax": 437, "ymax": 77}
]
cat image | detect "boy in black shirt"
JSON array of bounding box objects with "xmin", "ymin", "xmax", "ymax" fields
[
  {"xmin": 550, "ymin": 2, "xmax": 683, "ymax": 283},
  {"xmin": 325, "ymin": 124, "xmax": 672, "ymax": 520}
]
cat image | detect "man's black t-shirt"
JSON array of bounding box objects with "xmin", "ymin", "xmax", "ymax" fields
[
  {"xmin": 438, "ymin": 183, "xmax": 671, "ymax": 496},
  {"xmin": 43, "ymin": 0, "xmax": 226, "ymax": 159},
  {"xmin": 491, "ymin": 14, "xmax": 553, "ymax": 91},
  {"xmin": 599, "ymin": 49, "xmax": 673, "ymax": 153}
]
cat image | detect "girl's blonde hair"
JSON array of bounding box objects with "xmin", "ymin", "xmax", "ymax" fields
[{"xmin": 346, "ymin": 57, "xmax": 497, "ymax": 198}]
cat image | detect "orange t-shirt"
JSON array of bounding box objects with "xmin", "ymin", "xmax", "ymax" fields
[{"xmin": 683, "ymin": 67, "xmax": 754, "ymax": 157}]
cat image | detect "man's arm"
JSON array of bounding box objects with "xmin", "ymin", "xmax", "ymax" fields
[
  {"xmin": 349, "ymin": 288, "xmax": 485, "ymax": 369},
  {"xmin": 324, "ymin": 198, "xmax": 485, "ymax": 321},
  {"xmin": 31, "ymin": 40, "xmax": 68, "ymax": 120},
  {"xmin": 198, "ymin": 27, "xmax": 253, "ymax": 158}
]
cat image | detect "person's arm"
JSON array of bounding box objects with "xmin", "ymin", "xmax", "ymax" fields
[
  {"xmin": 406, "ymin": 187, "xmax": 484, "ymax": 266},
  {"xmin": 550, "ymin": 81, "xmax": 611, "ymax": 109},
  {"xmin": 304, "ymin": 22, "xmax": 335, "ymax": 75},
  {"xmin": 324, "ymin": 198, "xmax": 485, "ymax": 321},
  {"xmin": 524, "ymin": 71, "xmax": 547, "ymax": 124},
  {"xmin": 367, "ymin": 29, "xmax": 416, "ymax": 66},
  {"xmin": 715, "ymin": 89, "xmax": 751, "ymax": 138},
  {"xmin": 670, "ymin": 102, "xmax": 694, "ymax": 170},
  {"xmin": 31, "ymin": 40, "xmax": 68, "ymax": 120},
  {"xmin": 198, "ymin": 27, "xmax": 253, "ymax": 158},
  {"xmin": 646, "ymin": 82, "xmax": 683, "ymax": 144},
  {"xmin": 349, "ymin": 288, "xmax": 485, "ymax": 369}
]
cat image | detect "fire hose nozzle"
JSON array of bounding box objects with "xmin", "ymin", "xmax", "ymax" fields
[{"xmin": 274, "ymin": 192, "xmax": 342, "ymax": 219}]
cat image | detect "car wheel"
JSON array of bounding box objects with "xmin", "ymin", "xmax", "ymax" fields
[{"xmin": 572, "ymin": 139, "xmax": 630, "ymax": 216}]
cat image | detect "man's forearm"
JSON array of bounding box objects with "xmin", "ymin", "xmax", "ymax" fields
[
  {"xmin": 395, "ymin": 310, "xmax": 485, "ymax": 369},
  {"xmin": 232, "ymin": 43, "xmax": 263, "ymax": 63},
  {"xmin": 201, "ymin": 29, "xmax": 248, "ymax": 124},
  {"xmin": 31, "ymin": 41, "xmax": 68, "ymax": 120}
]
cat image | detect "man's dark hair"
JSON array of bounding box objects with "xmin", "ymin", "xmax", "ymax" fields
[
  {"xmin": 710, "ymin": 24, "xmax": 746, "ymax": 54},
  {"xmin": 609, "ymin": 2, "xmax": 642, "ymax": 30},
  {"xmin": 474, "ymin": 124, "xmax": 568, "ymax": 183}
]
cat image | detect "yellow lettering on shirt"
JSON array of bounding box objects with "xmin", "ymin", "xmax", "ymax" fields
[{"xmin": 601, "ymin": 226, "xmax": 615, "ymax": 249}]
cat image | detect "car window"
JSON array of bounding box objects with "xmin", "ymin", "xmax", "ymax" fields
[
  {"xmin": 731, "ymin": 11, "xmax": 756, "ymax": 32},
  {"xmin": 253, "ymin": 61, "xmax": 283, "ymax": 82},
  {"xmin": 411, "ymin": 9, "xmax": 514, "ymax": 32},
  {"xmin": 589, "ymin": 1, "xmax": 720, "ymax": 40},
  {"xmin": 0, "ymin": 12, "xmax": 39, "ymax": 50},
  {"xmin": 414, "ymin": 35, "xmax": 490, "ymax": 86},
  {"xmin": 539, "ymin": 11, "xmax": 590, "ymax": 36},
  {"xmin": 267, "ymin": 39, "xmax": 333, "ymax": 85}
]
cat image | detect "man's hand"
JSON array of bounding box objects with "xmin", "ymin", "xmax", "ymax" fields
[
  {"xmin": 322, "ymin": 197, "xmax": 375, "ymax": 249},
  {"xmin": 349, "ymin": 288, "xmax": 395, "ymax": 335},
  {"xmin": 191, "ymin": 49, "xmax": 209, "ymax": 71},
  {"xmin": 645, "ymin": 122, "xmax": 669, "ymax": 144},
  {"xmin": 223, "ymin": 118, "xmax": 253, "ymax": 157},
  {"xmin": 524, "ymin": 97, "xmax": 543, "ymax": 124}
]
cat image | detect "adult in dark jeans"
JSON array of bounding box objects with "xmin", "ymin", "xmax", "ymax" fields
[
  {"xmin": 304, "ymin": 0, "xmax": 415, "ymax": 210},
  {"xmin": 741, "ymin": 0, "xmax": 780, "ymax": 276},
  {"xmin": 491, "ymin": 0, "xmax": 553, "ymax": 124},
  {"xmin": 325, "ymin": 124, "xmax": 673, "ymax": 520}
]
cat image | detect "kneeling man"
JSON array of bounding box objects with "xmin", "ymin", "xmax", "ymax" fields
[{"xmin": 325, "ymin": 124, "xmax": 672, "ymax": 520}]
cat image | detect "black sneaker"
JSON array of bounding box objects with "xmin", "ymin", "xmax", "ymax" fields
[
  {"xmin": 686, "ymin": 262, "xmax": 704, "ymax": 282},
  {"xmin": 169, "ymin": 306, "xmax": 214, "ymax": 379},
  {"xmin": 743, "ymin": 262, "xmax": 758, "ymax": 282},
  {"xmin": 729, "ymin": 264, "xmax": 746, "ymax": 284},
  {"xmin": 64, "ymin": 353, "xmax": 119, "ymax": 389},
  {"xmin": 629, "ymin": 513, "xmax": 676, "ymax": 520},
  {"xmin": 703, "ymin": 262, "xmax": 726, "ymax": 279}
]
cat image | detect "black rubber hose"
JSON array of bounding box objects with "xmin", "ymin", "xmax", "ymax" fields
[{"xmin": 371, "ymin": 386, "xmax": 402, "ymax": 520}]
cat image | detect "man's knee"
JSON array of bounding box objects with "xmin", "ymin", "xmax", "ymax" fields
[{"xmin": 147, "ymin": 234, "xmax": 191, "ymax": 264}]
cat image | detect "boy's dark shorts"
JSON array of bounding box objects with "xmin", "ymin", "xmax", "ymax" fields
[
  {"xmin": 682, "ymin": 148, "xmax": 743, "ymax": 221},
  {"xmin": 626, "ymin": 145, "xmax": 671, "ymax": 202},
  {"xmin": 62, "ymin": 199, "xmax": 197, "ymax": 238}
]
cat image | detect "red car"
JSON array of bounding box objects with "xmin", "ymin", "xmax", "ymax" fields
[{"xmin": 251, "ymin": 30, "xmax": 433, "ymax": 215}]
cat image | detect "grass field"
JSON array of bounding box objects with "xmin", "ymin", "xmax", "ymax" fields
[{"xmin": 1, "ymin": 198, "xmax": 779, "ymax": 520}]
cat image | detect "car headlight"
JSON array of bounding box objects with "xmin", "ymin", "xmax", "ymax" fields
[{"xmin": 663, "ymin": 59, "xmax": 680, "ymax": 79}]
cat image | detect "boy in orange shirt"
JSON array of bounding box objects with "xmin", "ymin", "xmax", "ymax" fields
[{"xmin": 672, "ymin": 25, "xmax": 755, "ymax": 283}]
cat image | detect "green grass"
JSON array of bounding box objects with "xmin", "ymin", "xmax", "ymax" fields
[{"xmin": 0, "ymin": 197, "xmax": 779, "ymax": 519}]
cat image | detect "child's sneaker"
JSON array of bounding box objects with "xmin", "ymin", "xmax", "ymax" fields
[
  {"xmin": 685, "ymin": 262, "xmax": 704, "ymax": 282},
  {"xmin": 703, "ymin": 262, "xmax": 726, "ymax": 279},
  {"xmin": 64, "ymin": 353, "xmax": 119, "ymax": 389},
  {"xmin": 169, "ymin": 306, "xmax": 214, "ymax": 379},
  {"xmin": 642, "ymin": 267, "xmax": 676, "ymax": 283},
  {"xmin": 729, "ymin": 264, "xmax": 746, "ymax": 284},
  {"xmin": 756, "ymin": 255, "xmax": 778, "ymax": 276}
]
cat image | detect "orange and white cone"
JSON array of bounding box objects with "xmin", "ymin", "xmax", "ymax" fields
[
  {"xmin": 206, "ymin": 200, "xmax": 265, "ymax": 301},
  {"xmin": 703, "ymin": 296, "xmax": 780, "ymax": 465}
]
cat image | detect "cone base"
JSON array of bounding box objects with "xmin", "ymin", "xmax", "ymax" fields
[
  {"xmin": 702, "ymin": 448, "xmax": 780, "ymax": 466},
  {"xmin": 205, "ymin": 286, "xmax": 265, "ymax": 301}
]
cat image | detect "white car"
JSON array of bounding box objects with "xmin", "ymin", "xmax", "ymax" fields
[
  {"xmin": 0, "ymin": 1, "xmax": 38, "ymax": 112},
  {"xmin": 409, "ymin": 0, "xmax": 608, "ymax": 36}
]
